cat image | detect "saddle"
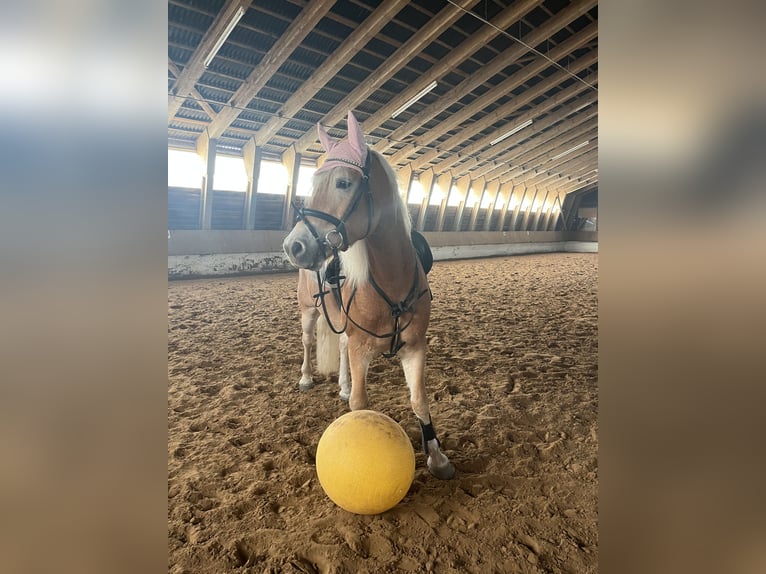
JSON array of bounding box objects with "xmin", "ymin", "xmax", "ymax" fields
[{"xmin": 411, "ymin": 230, "xmax": 433, "ymax": 274}]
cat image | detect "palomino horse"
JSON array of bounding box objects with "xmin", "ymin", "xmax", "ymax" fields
[{"xmin": 282, "ymin": 111, "xmax": 454, "ymax": 480}]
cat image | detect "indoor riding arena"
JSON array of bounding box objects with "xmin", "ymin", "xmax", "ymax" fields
[{"xmin": 168, "ymin": 1, "xmax": 598, "ymax": 573}]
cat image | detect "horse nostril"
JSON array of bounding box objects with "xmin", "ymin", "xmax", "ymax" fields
[{"xmin": 291, "ymin": 240, "xmax": 305, "ymax": 258}]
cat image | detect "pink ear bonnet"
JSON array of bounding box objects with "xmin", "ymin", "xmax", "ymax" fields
[{"xmin": 315, "ymin": 111, "xmax": 368, "ymax": 176}]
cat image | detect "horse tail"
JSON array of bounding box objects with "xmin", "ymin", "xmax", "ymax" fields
[{"xmin": 315, "ymin": 315, "xmax": 340, "ymax": 376}]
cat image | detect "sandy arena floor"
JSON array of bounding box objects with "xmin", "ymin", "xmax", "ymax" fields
[{"xmin": 168, "ymin": 253, "xmax": 598, "ymax": 574}]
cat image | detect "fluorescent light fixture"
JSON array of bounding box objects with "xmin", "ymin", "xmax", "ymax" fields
[
  {"xmin": 550, "ymin": 140, "xmax": 589, "ymax": 161},
  {"xmin": 391, "ymin": 81, "xmax": 438, "ymax": 119},
  {"xmin": 573, "ymin": 101, "xmax": 591, "ymax": 113},
  {"xmin": 204, "ymin": 5, "xmax": 246, "ymax": 68},
  {"xmin": 489, "ymin": 119, "xmax": 533, "ymax": 146}
]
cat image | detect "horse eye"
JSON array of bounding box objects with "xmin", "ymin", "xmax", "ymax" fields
[{"xmin": 336, "ymin": 179, "xmax": 352, "ymax": 190}]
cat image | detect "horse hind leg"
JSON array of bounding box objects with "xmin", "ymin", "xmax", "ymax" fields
[
  {"xmin": 298, "ymin": 307, "xmax": 319, "ymax": 390},
  {"xmin": 400, "ymin": 346, "xmax": 455, "ymax": 480}
]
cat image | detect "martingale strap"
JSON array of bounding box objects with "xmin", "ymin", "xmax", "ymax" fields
[
  {"xmin": 311, "ymin": 251, "xmax": 429, "ymax": 357},
  {"xmin": 366, "ymin": 261, "xmax": 429, "ymax": 358}
]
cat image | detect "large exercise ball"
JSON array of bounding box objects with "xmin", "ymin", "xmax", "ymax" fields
[{"xmin": 316, "ymin": 410, "xmax": 415, "ymax": 514}]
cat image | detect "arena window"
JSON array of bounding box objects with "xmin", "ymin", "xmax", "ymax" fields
[
  {"xmin": 295, "ymin": 165, "xmax": 316, "ymax": 197},
  {"xmin": 256, "ymin": 160, "xmax": 289, "ymax": 195},
  {"xmin": 407, "ymin": 179, "xmax": 425, "ymax": 204},
  {"xmin": 212, "ymin": 155, "xmax": 247, "ymax": 192},
  {"xmin": 167, "ymin": 149, "xmax": 203, "ymax": 189},
  {"xmin": 447, "ymin": 185, "xmax": 462, "ymax": 206}
]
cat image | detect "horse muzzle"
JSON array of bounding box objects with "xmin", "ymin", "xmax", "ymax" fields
[{"xmin": 283, "ymin": 225, "xmax": 328, "ymax": 270}]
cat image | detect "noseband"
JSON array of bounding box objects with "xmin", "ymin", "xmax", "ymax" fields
[{"xmin": 291, "ymin": 153, "xmax": 373, "ymax": 255}]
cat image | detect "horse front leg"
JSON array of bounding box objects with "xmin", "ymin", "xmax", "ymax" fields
[
  {"xmin": 400, "ymin": 345, "xmax": 455, "ymax": 480},
  {"xmin": 299, "ymin": 307, "xmax": 319, "ymax": 390},
  {"xmin": 346, "ymin": 336, "xmax": 372, "ymax": 411},
  {"xmin": 338, "ymin": 333, "xmax": 351, "ymax": 401}
]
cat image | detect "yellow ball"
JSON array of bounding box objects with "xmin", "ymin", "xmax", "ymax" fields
[{"xmin": 316, "ymin": 410, "xmax": 415, "ymax": 515}]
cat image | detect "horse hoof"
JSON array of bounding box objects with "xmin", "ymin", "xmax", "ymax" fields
[
  {"xmin": 298, "ymin": 375, "xmax": 314, "ymax": 391},
  {"xmin": 428, "ymin": 459, "xmax": 456, "ymax": 480},
  {"xmin": 338, "ymin": 389, "xmax": 350, "ymax": 402}
]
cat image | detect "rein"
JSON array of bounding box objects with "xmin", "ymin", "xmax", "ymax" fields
[{"xmin": 293, "ymin": 149, "xmax": 428, "ymax": 357}]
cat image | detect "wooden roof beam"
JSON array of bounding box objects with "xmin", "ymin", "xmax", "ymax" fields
[
  {"xmin": 359, "ymin": 0, "xmax": 542, "ymax": 149},
  {"xmin": 466, "ymin": 98, "xmax": 598, "ymax": 180},
  {"xmin": 532, "ymin": 154, "xmax": 598, "ymax": 190},
  {"xmin": 537, "ymin": 175, "xmax": 596, "ymax": 197},
  {"xmin": 374, "ymin": 0, "xmax": 597, "ymax": 154},
  {"xmin": 253, "ymin": 0, "xmax": 411, "ymax": 147},
  {"xmin": 410, "ymin": 48, "xmax": 597, "ymax": 172},
  {"xmin": 293, "ymin": 0, "xmax": 481, "ymax": 155},
  {"xmin": 471, "ymin": 115, "xmax": 597, "ymax": 182},
  {"xmin": 508, "ymin": 147, "xmax": 598, "ymax": 186},
  {"xmin": 205, "ymin": 0, "xmax": 336, "ymax": 140},
  {"xmin": 510, "ymin": 144, "xmax": 598, "ymax": 186},
  {"xmin": 478, "ymin": 119, "xmax": 597, "ymax": 182},
  {"xmin": 500, "ymin": 145, "xmax": 597, "ymax": 188},
  {"xmin": 460, "ymin": 103, "xmax": 597, "ymax": 182},
  {"xmin": 434, "ymin": 70, "xmax": 598, "ymax": 177},
  {"xmin": 558, "ymin": 176, "xmax": 599, "ymax": 195},
  {"xmin": 402, "ymin": 20, "xmax": 597, "ymax": 164},
  {"xmin": 168, "ymin": 60, "xmax": 218, "ymax": 121},
  {"xmin": 168, "ymin": 0, "xmax": 250, "ymax": 122},
  {"xmin": 537, "ymin": 130, "xmax": 598, "ymax": 168}
]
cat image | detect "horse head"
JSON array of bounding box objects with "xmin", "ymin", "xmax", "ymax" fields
[{"xmin": 284, "ymin": 111, "xmax": 376, "ymax": 270}]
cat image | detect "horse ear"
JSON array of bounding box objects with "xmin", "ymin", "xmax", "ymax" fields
[
  {"xmin": 317, "ymin": 122, "xmax": 336, "ymax": 153},
  {"xmin": 346, "ymin": 111, "xmax": 366, "ymax": 155}
]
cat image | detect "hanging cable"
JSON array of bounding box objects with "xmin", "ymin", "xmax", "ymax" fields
[{"xmin": 444, "ymin": 0, "xmax": 597, "ymax": 92}]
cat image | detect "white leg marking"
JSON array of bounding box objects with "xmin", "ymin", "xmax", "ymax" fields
[
  {"xmin": 338, "ymin": 333, "xmax": 351, "ymax": 401},
  {"xmin": 401, "ymin": 347, "xmax": 455, "ymax": 479},
  {"xmin": 299, "ymin": 309, "xmax": 318, "ymax": 390}
]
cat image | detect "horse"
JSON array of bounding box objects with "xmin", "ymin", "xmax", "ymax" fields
[{"xmin": 282, "ymin": 111, "xmax": 455, "ymax": 480}]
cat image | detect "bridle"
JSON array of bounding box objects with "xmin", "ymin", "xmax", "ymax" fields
[
  {"xmin": 290, "ymin": 149, "xmax": 429, "ymax": 357},
  {"xmin": 291, "ymin": 153, "xmax": 373, "ymax": 256}
]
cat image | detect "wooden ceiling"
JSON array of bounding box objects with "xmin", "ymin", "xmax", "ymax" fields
[{"xmin": 168, "ymin": 0, "xmax": 598, "ymax": 196}]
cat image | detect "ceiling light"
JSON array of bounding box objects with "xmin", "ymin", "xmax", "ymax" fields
[
  {"xmin": 204, "ymin": 5, "xmax": 246, "ymax": 68},
  {"xmin": 573, "ymin": 101, "xmax": 591, "ymax": 113},
  {"xmin": 550, "ymin": 140, "xmax": 589, "ymax": 161},
  {"xmin": 391, "ymin": 81, "xmax": 438, "ymax": 119},
  {"xmin": 489, "ymin": 119, "xmax": 533, "ymax": 146}
]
